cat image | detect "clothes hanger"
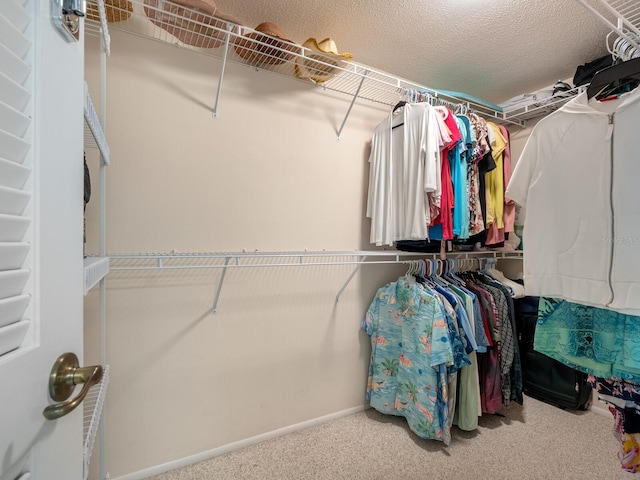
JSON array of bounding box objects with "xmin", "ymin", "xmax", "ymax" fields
[
  {"xmin": 431, "ymin": 259, "xmax": 448, "ymax": 287},
  {"xmin": 415, "ymin": 259, "xmax": 436, "ymax": 289},
  {"xmin": 587, "ymin": 56, "xmax": 640, "ymax": 100},
  {"xmin": 392, "ymin": 100, "xmax": 407, "ymax": 113},
  {"xmin": 446, "ymin": 259, "xmax": 464, "ymax": 285}
]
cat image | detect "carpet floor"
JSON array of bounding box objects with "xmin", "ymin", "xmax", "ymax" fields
[{"xmin": 148, "ymin": 396, "xmax": 636, "ymax": 480}]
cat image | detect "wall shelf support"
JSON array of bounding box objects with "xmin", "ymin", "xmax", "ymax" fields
[
  {"xmin": 212, "ymin": 24, "xmax": 233, "ymax": 118},
  {"xmin": 211, "ymin": 256, "xmax": 231, "ymax": 314},
  {"xmin": 337, "ymin": 70, "xmax": 368, "ymax": 140},
  {"xmin": 335, "ymin": 256, "xmax": 367, "ymax": 303}
]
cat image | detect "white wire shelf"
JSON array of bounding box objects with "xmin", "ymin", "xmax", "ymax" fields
[
  {"xmin": 84, "ymin": 0, "xmax": 534, "ymax": 128},
  {"xmin": 500, "ymin": 86, "xmax": 587, "ymax": 122},
  {"xmin": 104, "ymin": 250, "xmax": 523, "ymax": 313},
  {"xmin": 106, "ymin": 249, "xmax": 524, "ymax": 270},
  {"xmin": 84, "ymin": 82, "xmax": 110, "ymax": 164},
  {"xmin": 84, "ymin": 256, "xmax": 110, "ymax": 295},
  {"xmin": 83, "ymin": 364, "xmax": 109, "ymax": 480},
  {"xmin": 576, "ymin": 0, "xmax": 640, "ymax": 52}
]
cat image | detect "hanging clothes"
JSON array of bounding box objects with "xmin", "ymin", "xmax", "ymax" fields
[
  {"xmin": 362, "ymin": 276, "xmax": 455, "ymax": 444},
  {"xmin": 368, "ymin": 100, "xmax": 516, "ymax": 251},
  {"xmin": 485, "ymin": 124, "xmax": 514, "ymax": 246},
  {"xmin": 505, "ymin": 71, "xmax": 640, "ymax": 475},
  {"xmin": 429, "ymin": 106, "xmax": 462, "ymax": 241},
  {"xmin": 506, "ymin": 87, "xmax": 640, "ymax": 314},
  {"xmin": 362, "ymin": 259, "xmax": 522, "ymax": 443},
  {"xmin": 451, "ymin": 115, "xmax": 470, "ymax": 240},
  {"xmin": 484, "ymin": 122, "xmax": 507, "ymax": 233},
  {"xmin": 367, "ymin": 103, "xmax": 441, "ymax": 246},
  {"xmin": 534, "ymin": 297, "xmax": 640, "ymax": 383}
]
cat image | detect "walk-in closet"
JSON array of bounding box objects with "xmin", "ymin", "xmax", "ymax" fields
[{"xmin": 2, "ymin": 0, "xmax": 640, "ymax": 479}]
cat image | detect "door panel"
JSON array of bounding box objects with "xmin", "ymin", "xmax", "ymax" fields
[{"xmin": 0, "ymin": 0, "xmax": 85, "ymax": 479}]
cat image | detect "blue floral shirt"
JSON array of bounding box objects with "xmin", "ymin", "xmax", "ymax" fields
[{"xmin": 362, "ymin": 277, "xmax": 454, "ymax": 444}]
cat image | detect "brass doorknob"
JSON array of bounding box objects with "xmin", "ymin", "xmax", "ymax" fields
[{"xmin": 43, "ymin": 352, "xmax": 103, "ymax": 421}]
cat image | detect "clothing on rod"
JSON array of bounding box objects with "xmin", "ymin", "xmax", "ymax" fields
[
  {"xmin": 361, "ymin": 259, "xmax": 522, "ymax": 444},
  {"xmin": 367, "ymin": 98, "xmax": 515, "ymax": 250}
]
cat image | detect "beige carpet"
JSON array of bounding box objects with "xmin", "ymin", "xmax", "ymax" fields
[{"xmin": 148, "ymin": 396, "xmax": 636, "ymax": 480}]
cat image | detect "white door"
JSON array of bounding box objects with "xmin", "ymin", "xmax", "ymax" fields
[{"xmin": 0, "ymin": 0, "xmax": 86, "ymax": 479}]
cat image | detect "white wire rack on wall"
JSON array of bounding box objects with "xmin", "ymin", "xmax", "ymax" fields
[
  {"xmin": 106, "ymin": 250, "xmax": 524, "ymax": 313},
  {"xmin": 82, "ymin": 3, "xmax": 111, "ymax": 480},
  {"xmin": 576, "ymin": 0, "xmax": 640, "ymax": 53},
  {"xmin": 84, "ymin": 0, "xmax": 534, "ymax": 133},
  {"xmin": 500, "ymin": 85, "xmax": 587, "ymax": 122},
  {"xmin": 84, "ymin": 82, "xmax": 110, "ymax": 164},
  {"xmin": 83, "ymin": 365, "xmax": 110, "ymax": 480}
]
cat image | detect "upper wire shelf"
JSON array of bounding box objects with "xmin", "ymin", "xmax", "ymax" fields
[
  {"xmin": 576, "ymin": 0, "xmax": 640, "ymax": 52},
  {"xmin": 84, "ymin": 0, "xmax": 536, "ymax": 127},
  {"xmin": 500, "ymin": 85, "xmax": 587, "ymax": 122}
]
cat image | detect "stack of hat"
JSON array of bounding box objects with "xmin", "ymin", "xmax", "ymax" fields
[
  {"xmin": 233, "ymin": 22, "xmax": 298, "ymax": 66},
  {"xmin": 86, "ymin": 0, "xmax": 133, "ymax": 23},
  {"xmin": 294, "ymin": 38, "xmax": 353, "ymax": 83},
  {"xmin": 143, "ymin": 0, "xmax": 242, "ymax": 48}
]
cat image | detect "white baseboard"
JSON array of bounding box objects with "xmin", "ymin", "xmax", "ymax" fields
[{"xmin": 110, "ymin": 404, "xmax": 369, "ymax": 480}]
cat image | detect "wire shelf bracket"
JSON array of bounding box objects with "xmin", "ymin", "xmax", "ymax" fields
[
  {"xmin": 212, "ymin": 24, "xmax": 232, "ymax": 118},
  {"xmin": 211, "ymin": 256, "xmax": 230, "ymax": 314},
  {"xmin": 337, "ymin": 70, "xmax": 368, "ymax": 140}
]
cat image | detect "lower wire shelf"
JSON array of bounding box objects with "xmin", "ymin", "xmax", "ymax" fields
[
  {"xmin": 83, "ymin": 364, "xmax": 110, "ymax": 480},
  {"xmin": 84, "ymin": 256, "xmax": 110, "ymax": 295}
]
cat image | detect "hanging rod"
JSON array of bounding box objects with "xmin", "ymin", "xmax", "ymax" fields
[{"xmin": 103, "ymin": 250, "xmax": 523, "ymax": 314}]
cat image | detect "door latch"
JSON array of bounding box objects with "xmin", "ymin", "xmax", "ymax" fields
[{"xmin": 52, "ymin": 0, "xmax": 86, "ymax": 42}]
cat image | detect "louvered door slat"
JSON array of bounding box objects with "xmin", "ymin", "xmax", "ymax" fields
[
  {"xmin": 0, "ymin": 0, "xmax": 31, "ymax": 32},
  {"xmin": 0, "ymin": 42, "xmax": 30, "ymax": 85},
  {"xmin": 0, "ymin": 131, "xmax": 30, "ymax": 164},
  {"xmin": 0, "ymin": 269, "xmax": 28, "ymax": 298},
  {"xmin": 0, "ymin": 186, "xmax": 30, "ymax": 215},
  {"xmin": 0, "ymin": 14, "xmax": 32, "ymax": 60},
  {"xmin": 0, "ymin": 72, "xmax": 30, "ymax": 111},
  {"xmin": 0, "ymin": 100, "xmax": 30, "ymax": 137},
  {"xmin": 0, "ymin": 158, "xmax": 30, "ymax": 189},
  {"xmin": 0, "ymin": 0, "xmax": 32, "ymax": 357}
]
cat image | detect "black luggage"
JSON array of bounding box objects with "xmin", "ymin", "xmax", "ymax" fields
[{"xmin": 514, "ymin": 296, "xmax": 592, "ymax": 410}]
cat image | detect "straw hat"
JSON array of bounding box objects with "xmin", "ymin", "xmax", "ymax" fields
[
  {"xmin": 294, "ymin": 38, "xmax": 353, "ymax": 83},
  {"xmin": 144, "ymin": 0, "xmax": 242, "ymax": 49},
  {"xmin": 86, "ymin": 0, "xmax": 133, "ymax": 23},
  {"xmin": 234, "ymin": 22, "xmax": 297, "ymax": 66}
]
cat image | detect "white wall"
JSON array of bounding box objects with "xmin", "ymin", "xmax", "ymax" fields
[{"xmin": 83, "ymin": 31, "xmax": 406, "ymax": 478}]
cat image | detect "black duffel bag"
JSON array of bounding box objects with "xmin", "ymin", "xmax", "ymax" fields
[{"xmin": 573, "ymin": 54, "xmax": 614, "ymax": 87}]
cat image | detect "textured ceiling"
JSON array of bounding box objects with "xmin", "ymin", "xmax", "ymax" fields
[{"xmin": 216, "ymin": 0, "xmax": 611, "ymax": 104}]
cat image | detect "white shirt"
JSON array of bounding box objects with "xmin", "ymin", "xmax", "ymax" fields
[
  {"xmin": 367, "ymin": 103, "xmax": 441, "ymax": 246},
  {"xmin": 506, "ymin": 88, "xmax": 640, "ymax": 315}
]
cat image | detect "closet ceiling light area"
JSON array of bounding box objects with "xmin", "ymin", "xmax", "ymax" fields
[{"xmin": 204, "ymin": 0, "xmax": 610, "ymax": 103}]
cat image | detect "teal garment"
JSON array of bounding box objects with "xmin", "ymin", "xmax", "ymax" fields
[
  {"xmin": 534, "ymin": 298, "xmax": 640, "ymax": 383},
  {"xmin": 432, "ymin": 89, "xmax": 504, "ymax": 112},
  {"xmin": 362, "ymin": 277, "xmax": 454, "ymax": 444},
  {"xmin": 450, "ymin": 116, "xmax": 469, "ymax": 239}
]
